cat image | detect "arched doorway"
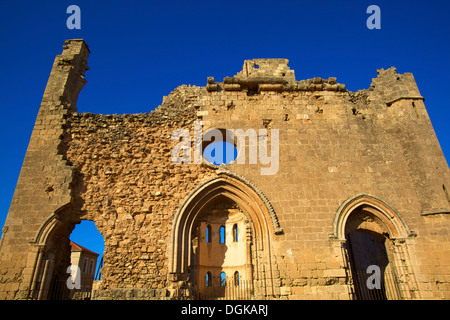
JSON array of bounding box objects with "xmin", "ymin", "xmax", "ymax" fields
[
  {"xmin": 168, "ymin": 170, "xmax": 282, "ymax": 300},
  {"xmin": 69, "ymin": 220, "xmax": 104, "ymax": 299},
  {"xmin": 27, "ymin": 208, "xmax": 104, "ymax": 300},
  {"xmin": 331, "ymin": 194, "xmax": 418, "ymax": 300},
  {"xmin": 27, "ymin": 211, "xmax": 76, "ymax": 300}
]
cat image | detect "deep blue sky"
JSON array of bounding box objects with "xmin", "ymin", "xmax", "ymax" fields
[{"xmin": 0, "ymin": 0, "xmax": 449, "ymax": 259}]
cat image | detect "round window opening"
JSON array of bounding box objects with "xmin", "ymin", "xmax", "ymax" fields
[{"xmin": 203, "ymin": 141, "xmax": 238, "ymax": 165}]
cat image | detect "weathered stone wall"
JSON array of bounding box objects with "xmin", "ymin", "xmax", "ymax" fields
[
  {"xmin": 0, "ymin": 42, "xmax": 449, "ymax": 300},
  {"xmin": 67, "ymin": 85, "xmax": 217, "ymax": 299}
]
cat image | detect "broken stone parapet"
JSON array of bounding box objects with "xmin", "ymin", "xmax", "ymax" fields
[{"xmin": 207, "ymin": 59, "xmax": 346, "ymax": 93}]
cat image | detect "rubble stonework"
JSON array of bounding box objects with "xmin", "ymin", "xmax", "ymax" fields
[{"xmin": 0, "ymin": 39, "xmax": 449, "ymax": 300}]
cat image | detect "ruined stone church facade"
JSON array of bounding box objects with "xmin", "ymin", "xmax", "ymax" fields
[{"xmin": 0, "ymin": 39, "xmax": 449, "ymax": 300}]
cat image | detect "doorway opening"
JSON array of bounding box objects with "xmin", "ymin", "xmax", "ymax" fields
[
  {"xmin": 346, "ymin": 230, "xmax": 400, "ymax": 300},
  {"xmin": 68, "ymin": 220, "xmax": 104, "ymax": 299},
  {"xmin": 332, "ymin": 194, "xmax": 418, "ymax": 300},
  {"xmin": 28, "ymin": 215, "xmax": 105, "ymax": 300},
  {"xmin": 168, "ymin": 172, "xmax": 283, "ymax": 300}
]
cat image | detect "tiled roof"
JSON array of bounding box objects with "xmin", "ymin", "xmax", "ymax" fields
[{"xmin": 70, "ymin": 240, "xmax": 99, "ymax": 256}]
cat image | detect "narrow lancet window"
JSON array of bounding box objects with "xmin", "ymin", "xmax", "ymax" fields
[
  {"xmin": 219, "ymin": 225, "xmax": 225, "ymax": 244},
  {"xmin": 206, "ymin": 225, "xmax": 212, "ymax": 243},
  {"xmin": 232, "ymin": 224, "xmax": 238, "ymax": 242}
]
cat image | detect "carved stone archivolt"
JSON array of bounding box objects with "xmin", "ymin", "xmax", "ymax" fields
[{"xmin": 167, "ymin": 170, "xmax": 281, "ymax": 298}]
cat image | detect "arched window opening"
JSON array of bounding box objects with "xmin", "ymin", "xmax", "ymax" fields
[
  {"xmin": 70, "ymin": 220, "xmax": 104, "ymax": 279},
  {"xmin": 68, "ymin": 220, "xmax": 105, "ymax": 299},
  {"xmin": 169, "ymin": 172, "xmax": 283, "ymax": 300},
  {"xmin": 206, "ymin": 272, "xmax": 212, "ymax": 287},
  {"xmin": 232, "ymin": 224, "xmax": 238, "ymax": 242},
  {"xmin": 219, "ymin": 225, "xmax": 226, "ymax": 244},
  {"xmin": 220, "ymin": 272, "xmax": 226, "ymax": 286},
  {"xmin": 234, "ymin": 271, "xmax": 240, "ymax": 286},
  {"xmin": 206, "ymin": 225, "xmax": 212, "ymax": 243}
]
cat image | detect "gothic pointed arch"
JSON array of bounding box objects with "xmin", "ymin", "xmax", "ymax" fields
[
  {"xmin": 330, "ymin": 193, "xmax": 416, "ymax": 241},
  {"xmin": 330, "ymin": 193, "xmax": 418, "ymax": 299},
  {"xmin": 168, "ymin": 169, "xmax": 282, "ymax": 298},
  {"xmin": 26, "ymin": 204, "xmax": 79, "ymax": 299}
]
